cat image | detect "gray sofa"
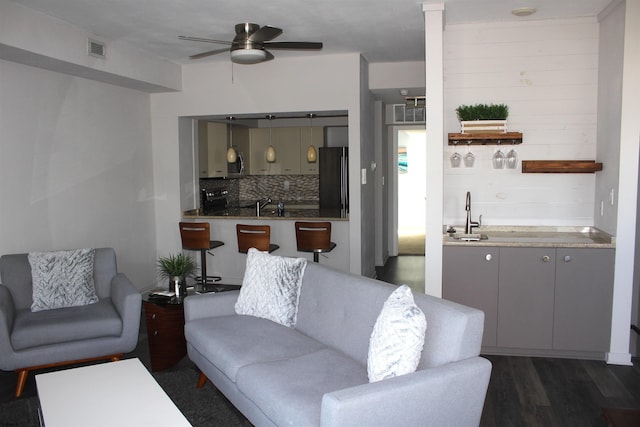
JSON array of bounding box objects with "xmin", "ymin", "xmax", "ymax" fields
[
  {"xmin": 185, "ymin": 262, "xmax": 492, "ymax": 427},
  {"xmin": 0, "ymin": 247, "xmax": 141, "ymax": 396}
]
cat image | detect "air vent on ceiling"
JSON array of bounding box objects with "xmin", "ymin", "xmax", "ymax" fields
[{"xmin": 88, "ymin": 38, "xmax": 106, "ymax": 58}]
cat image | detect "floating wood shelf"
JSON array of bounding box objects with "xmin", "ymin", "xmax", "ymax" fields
[
  {"xmin": 522, "ymin": 160, "xmax": 603, "ymax": 174},
  {"xmin": 448, "ymin": 132, "xmax": 523, "ymax": 146}
]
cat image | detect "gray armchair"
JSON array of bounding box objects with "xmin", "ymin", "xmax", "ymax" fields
[{"xmin": 0, "ymin": 247, "xmax": 141, "ymax": 396}]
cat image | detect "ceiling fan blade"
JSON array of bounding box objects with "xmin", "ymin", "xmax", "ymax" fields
[
  {"xmin": 249, "ymin": 26, "xmax": 283, "ymax": 42},
  {"xmin": 179, "ymin": 35, "xmax": 232, "ymax": 45},
  {"xmin": 189, "ymin": 47, "xmax": 230, "ymax": 60},
  {"xmin": 264, "ymin": 41, "xmax": 323, "ymax": 50}
]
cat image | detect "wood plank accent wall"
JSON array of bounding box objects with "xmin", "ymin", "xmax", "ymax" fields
[{"xmin": 443, "ymin": 18, "xmax": 599, "ymax": 225}]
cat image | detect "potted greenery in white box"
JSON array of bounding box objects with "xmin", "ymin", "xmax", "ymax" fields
[
  {"xmin": 157, "ymin": 253, "xmax": 197, "ymax": 296},
  {"xmin": 456, "ymin": 103, "xmax": 509, "ymax": 133}
]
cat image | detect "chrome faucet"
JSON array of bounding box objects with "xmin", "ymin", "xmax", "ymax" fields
[
  {"xmin": 256, "ymin": 198, "xmax": 272, "ymax": 216},
  {"xmin": 465, "ymin": 191, "xmax": 481, "ymax": 234}
]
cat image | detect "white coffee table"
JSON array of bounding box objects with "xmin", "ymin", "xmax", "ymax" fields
[{"xmin": 36, "ymin": 358, "xmax": 192, "ymax": 427}]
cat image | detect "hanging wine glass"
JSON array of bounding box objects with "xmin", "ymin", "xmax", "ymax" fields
[
  {"xmin": 450, "ymin": 151, "xmax": 462, "ymax": 168},
  {"xmin": 506, "ymin": 146, "xmax": 518, "ymax": 169},
  {"xmin": 463, "ymin": 142, "xmax": 475, "ymax": 168},
  {"xmin": 492, "ymin": 141, "xmax": 505, "ymax": 169},
  {"xmin": 450, "ymin": 141, "xmax": 461, "ymax": 168}
]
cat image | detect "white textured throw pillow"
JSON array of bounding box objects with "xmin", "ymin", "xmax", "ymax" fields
[
  {"xmin": 235, "ymin": 248, "xmax": 307, "ymax": 327},
  {"xmin": 368, "ymin": 285, "xmax": 427, "ymax": 382},
  {"xmin": 29, "ymin": 248, "xmax": 98, "ymax": 312}
]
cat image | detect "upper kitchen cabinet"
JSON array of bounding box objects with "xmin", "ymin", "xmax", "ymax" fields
[
  {"xmin": 249, "ymin": 128, "xmax": 273, "ymax": 175},
  {"xmin": 274, "ymin": 128, "xmax": 301, "ymax": 175},
  {"xmin": 199, "ymin": 121, "xmax": 227, "ymax": 178},
  {"xmin": 249, "ymin": 127, "xmax": 319, "ymax": 175},
  {"xmin": 300, "ymin": 126, "xmax": 322, "ymax": 175}
]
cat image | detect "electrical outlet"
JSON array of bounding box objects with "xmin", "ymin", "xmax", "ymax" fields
[
  {"xmin": 284, "ymin": 180, "xmax": 290, "ymax": 191},
  {"xmin": 610, "ymin": 188, "xmax": 615, "ymax": 205},
  {"xmin": 600, "ymin": 200, "xmax": 604, "ymax": 216},
  {"xmin": 361, "ymin": 168, "xmax": 367, "ymax": 184}
]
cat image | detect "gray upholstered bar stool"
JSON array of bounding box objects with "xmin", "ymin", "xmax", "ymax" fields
[
  {"xmin": 236, "ymin": 224, "xmax": 280, "ymax": 253},
  {"xmin": 294, "ymin": 221, "xmax": 336, "ymax": 263},
  {"xmin": 179, "ymin": 222, "xmax": 224, "ymax": 287}
]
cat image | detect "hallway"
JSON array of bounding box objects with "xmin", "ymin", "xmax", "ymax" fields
[{"xmin": 375, "ymin": 255, "xmax": 425, "ymax": 294}]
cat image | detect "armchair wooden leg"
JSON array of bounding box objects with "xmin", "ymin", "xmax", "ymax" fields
[
  {"xmin": 197, "ymin": 372, "xmax": 208, "ymax": 388},
  {"xmin": 16, "ymin": 369, "xmax": 29, "ymax": 397},
  {"xmin": 14, "ymin": 353, "xmax": 124, "ymax": 397}
]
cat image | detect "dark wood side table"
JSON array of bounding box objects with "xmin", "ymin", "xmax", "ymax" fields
[
  {"xmin": 142, "ymin": 285, "xmax": 241, "ymax": 372},
  {"xmin": 143, "ymin": 294, "xmax": 187, "ymax": 372}
]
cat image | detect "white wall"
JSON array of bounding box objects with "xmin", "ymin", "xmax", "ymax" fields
[
  {"xmin": 0, "ymin": 1, "xmax": 180, "ymax": 92},
  {"xmin": 150, "ymin": 53, "xmax": 365, "ymax": 275},
  {"xmin": 443, "ymin": 18, "xmax": 600, "ymax": 226},
  {"xmin": 0, "ymin": 59, "xmax": 157, "ymax": 289}
]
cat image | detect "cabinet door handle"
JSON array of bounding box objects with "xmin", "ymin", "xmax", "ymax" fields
[
  {"xmin": 152, "ymin": 314, "xmax": 156, "ymax": 320},
  {"xmin": 564, "ymin": 255, "xmax": 572, "ymax": 262},
  {"xmin": 153, "ymin": 330, "xmax": 158, "ymax": 336},
  {"xmin": 542, "ymin": 255, "xmax": 550, "ymax": 262},
  {"xmin": 485, "ymin": 254, "xmax": 492, "ymax": 261}
]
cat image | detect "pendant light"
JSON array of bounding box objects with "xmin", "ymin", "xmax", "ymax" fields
[
  {"xmin": 266, "ymin": 114, "xmax": 276, "ymax": 163},
  {"xmin": 306, "ymin": 113, "xmax": 317, "ymax": 163},
  {"xmin": 226, "ymin": 116, "xmax": 237, "ymax": 163}
]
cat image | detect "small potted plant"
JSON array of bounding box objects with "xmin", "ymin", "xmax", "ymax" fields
[
  {"xmin": 157, "ymin": 253, "xmax": 197, "ymax": 296},
  {"xmin": 456, "ymin": 103, "xmax": 509, "ymax": 133}
]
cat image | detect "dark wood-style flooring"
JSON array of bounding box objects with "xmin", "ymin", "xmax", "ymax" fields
[{"xmin": 2, "ymin": 256, "xmax": 639, "ymax": 427}]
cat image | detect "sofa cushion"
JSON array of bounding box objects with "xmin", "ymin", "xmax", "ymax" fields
[
  {"xmin": 184, "ymin": 314, "xmax": 326, "ymax": 383},
  {"xmin": 236, "ymin": 348, "xmax": 368, "ymax": 427},
  {"xmin": 29, "ymin": 248, "xmax": 98, "ymax": 312},
  {"xmin": 11, "ymin": 299, "xmax": 122, "ymax": 351},
  {"xmin": 235, "ymin": 248, "xmax": 307, "ymax": 327},
  {"xmin": 367, "ymin": 285, "xmax": 427, "ymax": 382}
]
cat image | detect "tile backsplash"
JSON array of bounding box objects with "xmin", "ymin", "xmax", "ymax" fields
[{"xmin": 200, "ymin": 175, "xmax": 318, "ymax": 206}]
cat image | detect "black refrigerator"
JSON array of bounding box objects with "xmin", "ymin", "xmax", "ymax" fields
[{"xmin": 319, "ymin": 147, "xmax": 349, "ymax": 217}]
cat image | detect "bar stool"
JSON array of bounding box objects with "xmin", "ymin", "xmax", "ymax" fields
[
  {"xmin": 179, "ymin": 222, "xmax": 224, "ymax": 287},
  {"xmin": 236, "ymin": 224, "xmax": 280, "ymax": 253},
  {"xmin": 294, "ymin": 221, "xmax": 336, "ymax": 263}
]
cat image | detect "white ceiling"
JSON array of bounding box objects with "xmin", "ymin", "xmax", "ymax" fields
[{"xmin": 9, "ymin": 0, "xmax": 612, "ymax": 65}]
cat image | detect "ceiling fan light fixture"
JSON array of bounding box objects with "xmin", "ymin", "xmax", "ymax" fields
[
  {"xmin": 231, "ymin": 48, "xmax": 267, "ymax": 64},
  {"xmin": 511, "ymin": 7, "xmax": 536, "ymax": 17}
]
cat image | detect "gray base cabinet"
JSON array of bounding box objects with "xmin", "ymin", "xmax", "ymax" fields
[
  {"xmin": 553, "ymin": 248, "xmax": 614, "ymax": 352},
  {"xmin": 443, "ymin": 245, "xmax": 615, "ymax": 358},
  {"xmin": 497, "ymin": 248, "xmax": 556, "ymax": 350},
  {"xmin": 443, "ymin": 246, "xmax": 499, "ymax": 347}
]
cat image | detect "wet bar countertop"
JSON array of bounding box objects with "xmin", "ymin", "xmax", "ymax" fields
[{"xmin": 443, "ymin": 226, "xmax": 615, "ymax": 248}]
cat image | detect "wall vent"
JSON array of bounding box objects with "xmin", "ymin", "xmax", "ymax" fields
[{"xmin": 88, "ymin": 38, "xmax": 106, "ymax": 58}]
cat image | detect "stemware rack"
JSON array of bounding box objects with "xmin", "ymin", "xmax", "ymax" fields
[{"xmin": 448, "ymin": 132, "xmax": 523, "ymax": 145}]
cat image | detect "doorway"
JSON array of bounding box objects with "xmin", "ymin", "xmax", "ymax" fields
[{"xmin": 397, "ymin": 128, "xmax": 426, "ymax": 255}]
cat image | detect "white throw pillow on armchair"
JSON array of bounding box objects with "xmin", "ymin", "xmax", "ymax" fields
[
  {"xmin": 234, "ymin": 248, "xmax": 307, "ymax": 327},
  {"xmin": 368, "ymin": 285, "xmax": 427, "ymax": 382}
]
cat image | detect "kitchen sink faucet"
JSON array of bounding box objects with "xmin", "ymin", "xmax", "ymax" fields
[
  {"xmin": 256, "ymin": 198, "xmax": 272, "ymax": 217},
  {"xmin": 465, "ymin": 191, "xmax": 482, "ymax": 234}
]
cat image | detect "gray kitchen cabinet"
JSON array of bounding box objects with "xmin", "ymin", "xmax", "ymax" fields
[
  {"xmin": 553, "ymin": 248, "xmax": 614, "ymax": 352},
  {"xmin": 497, "ymin": 247, "xmax": 556, "ymax": 350},
  {"xmin": 443, "ymin": 244, "xmax": 615, "ymax": 357},
  {"xmin": 443, "ymin": 246, "xmax": 499, "ymax": 346},
  {"xmin": 300, "ymin": 126, "xmax": 322, "ymax": 175},
  {"xmin": 198, "ymin": 122, "xmax": 228, "ymax": 178}
]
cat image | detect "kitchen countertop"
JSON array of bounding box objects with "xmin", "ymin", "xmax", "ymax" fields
[
  {"xmin": 443, "ymin": 226, "xmax": 615, "ymax": 248},
  {"xmin": 183, "ymin": 204, "xmax": 348, "ymax": 221}
]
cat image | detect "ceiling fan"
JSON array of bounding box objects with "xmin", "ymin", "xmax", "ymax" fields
[{"xmin": 179, "ymin": 23, "xmax": 323, "ymax": 64}]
